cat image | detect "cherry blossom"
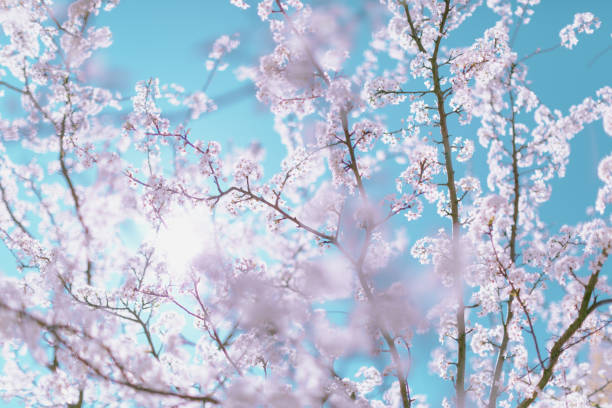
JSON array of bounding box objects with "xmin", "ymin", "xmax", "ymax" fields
[
  {"xmin": 559, "ymin": 12, "xmax": 601, "ymax": 50},
  {"xmin": 0, "ymin": 1, "xmax": 610, "ymax": 407}
]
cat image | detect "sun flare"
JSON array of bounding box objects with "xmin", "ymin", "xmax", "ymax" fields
[{"xmin": 154, "ymin": 204, "xmax": 215, "ymax": 275}]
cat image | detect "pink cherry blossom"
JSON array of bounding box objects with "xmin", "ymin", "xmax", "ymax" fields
[{"xmin": 0, "ymin": 1, "xmax": 610, "ymax": 407}]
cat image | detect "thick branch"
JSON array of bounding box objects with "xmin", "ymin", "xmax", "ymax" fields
[
  {"xmin": 488, "ymin": 74, "xmax": 522, "ymax": 407},
  {"xmin": 516, "ymin": 247, "xmax": 609, "ymax": 408},
  {"xmin": 404, "ymin": 1, "xmax": 467, "ymax": 405}
]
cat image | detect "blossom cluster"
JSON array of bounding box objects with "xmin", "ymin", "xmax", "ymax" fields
[{"xmin": 0, "ymin": 1, "xmax": 610, "ymax": 407}]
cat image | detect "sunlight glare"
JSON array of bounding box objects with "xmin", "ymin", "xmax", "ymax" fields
[{"xmin": 154, "ymin": 204, "xmax": 215, "ymax": 276}]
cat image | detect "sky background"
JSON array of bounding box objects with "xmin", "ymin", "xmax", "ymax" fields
[
  {"xmin": 90, "ymin": 0, "xmax": 612, "ymax": 229},
  {"xmin": 93, "ymin": 1, "xmax": 612, "ymax": 404},
  {"xmin": 2, "ymin": 0, "xmax": 612, "ymax": 406}
]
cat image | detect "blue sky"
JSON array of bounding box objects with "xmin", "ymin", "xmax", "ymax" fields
[
  {"xmin": 89, "ymin": 1, "xmax": 612, "ymax": 404},
  {"xmin": 2, "ymin": 0, "xmax": 612, "ymax": 406},
  {"xmin": 91, "ymin": 0, "xmax": 612, "ymax": 231}
]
